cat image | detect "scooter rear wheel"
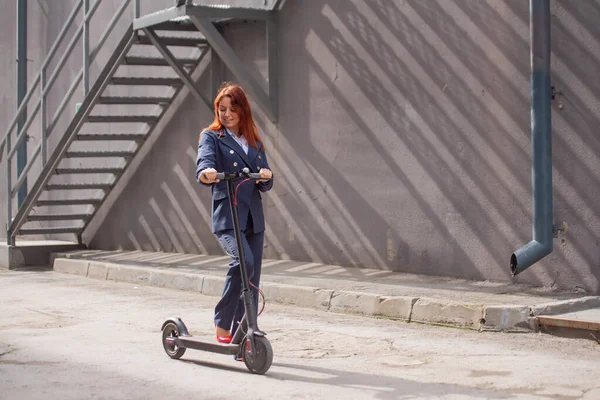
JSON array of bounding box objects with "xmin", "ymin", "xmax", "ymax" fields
[
  {"xmin": 162, "ymin": 322, "xmax": 186, "ymax": 359},
  {"xmin": 243, "ymin": 336, "xmax": 273, "ymax": 375}
]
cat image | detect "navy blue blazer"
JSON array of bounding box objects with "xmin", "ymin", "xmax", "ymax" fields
[{"xmin": 196, "ymin": 129, "xmax": 273, "ymax": 234}]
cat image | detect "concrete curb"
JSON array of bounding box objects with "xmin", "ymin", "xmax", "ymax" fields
[
  {"xmin": 480, "ymin": 297, "xmax": 600, "ymax": 332},
  {"xmin": 482, "ymin": 305, "xmax": 533, "ymax": 332},
  {"xmin": 52, "ymin": 257, "xmax": 600, "ymax": 332},
  {"xmin": 412, "ymin": 299, "xmax": 484, "ymax": 328},
  {"xmin": 530, "ymin": 296, "xmax": 600, "ymax": 316}
]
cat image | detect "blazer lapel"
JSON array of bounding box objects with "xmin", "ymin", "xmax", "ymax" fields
[
  {"xmin": 247, "ymin": 142, "xmax": 260, "ymax": 165},
  {"xmin": 219, "ymin": 130, "xmax": 252, "ymax": 167}
]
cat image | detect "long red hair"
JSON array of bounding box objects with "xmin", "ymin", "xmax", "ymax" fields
[{"xmin": 201, "ymin": 82, "xmax": 263, "ymax": 149}]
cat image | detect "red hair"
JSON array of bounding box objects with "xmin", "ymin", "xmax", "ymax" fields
[{"xmin": 201, "ymin": 82, "xmax": 263, "ymax": 149}]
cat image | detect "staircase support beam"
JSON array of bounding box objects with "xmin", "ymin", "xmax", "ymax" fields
[
  {"xmin": 190, "ymin": 15, "xmax": 278, "ymax": 122},
  {"xmin": 142, "ymin": 28, "xmax": 212, "ymax": 110},
  {"xmin": 267, "ymin": 14, "xmax": 278, "ymax": 123}
]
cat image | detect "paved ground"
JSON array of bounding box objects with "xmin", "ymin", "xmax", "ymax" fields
[{"xmin": 1, "ymin": 269, "xmax": 599, "ymax": 400}]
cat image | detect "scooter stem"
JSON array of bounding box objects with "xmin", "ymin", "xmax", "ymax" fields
[{"xmin": 225, "ymin": 176, "xmax": 261, "ymax": 333}]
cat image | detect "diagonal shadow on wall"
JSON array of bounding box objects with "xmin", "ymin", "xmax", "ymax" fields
[
  {"xmin": 89, "ymin": 0, "xmax": 600, "ymax": 292},
  {"xmin": 484, "ymin": 0, "xmax": 600, "ymax": 287},
  {"xmin": 311, "ymin": 0, "xmax": 539, "ymax": 282}
]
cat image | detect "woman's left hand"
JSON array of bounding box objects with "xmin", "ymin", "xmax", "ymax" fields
[{"xmin": 256, "ymin": 168, "xmax": 272, "ymax": 183}]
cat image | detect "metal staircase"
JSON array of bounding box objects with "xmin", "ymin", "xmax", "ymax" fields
[{"xmin": 2, "ymin": 1, "xmax": 282, "ymax": 246}]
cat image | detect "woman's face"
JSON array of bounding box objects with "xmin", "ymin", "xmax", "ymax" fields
[{"xmin": 218, "ymin": 96, "xmax": 240, "ymax": 134}]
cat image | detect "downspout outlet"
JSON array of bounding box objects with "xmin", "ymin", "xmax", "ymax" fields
[{"xmin": 511, "ymin": 240, "xmax": 552, "ymax": 277}]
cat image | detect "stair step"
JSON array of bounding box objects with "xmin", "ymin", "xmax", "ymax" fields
[
  {"xmin": 98, "ymin": 96, "xmax": 173, "ymax": 105},
  {"xmin": 55, "ymin": 167, "xmax": 124, "ymax": 175},
  {"xmin": 87, "ymin": 115, "xmax": 159, "ymax": 123},
  {"xmin": 66, "ymin": 150, "xmax": 136, "ymax": 158},
  {"xmin": 19, "ymin": 226, "xmax": 83, "ymax": 235},
  {"xmin": 37, "ymin": 199, "xmax": 103, "ymax": 206},
  {"xmin": 124, "ymin": 56, "xmax": 197, "ymax": 66},
  {"xmin": 76, "ymin": 133, "xmax": 147, "ymax": 141},
  {"xmin": 111, "ymin": 77, "xmax": 182, "ymax": 86},
  {"xmin": 137, "ymin": 35, "xmax": 207, "ymax": 47},
  {"xmin": 46, "ymin": 183, "xmax": 113, "ymax": 191},
  {"xmin": 148, "ymin": 21, "xmax": 199, "ymax": 32},
  {"xmin": 28, "ymin": 214, "xmax": 91, "ymax": 222}
]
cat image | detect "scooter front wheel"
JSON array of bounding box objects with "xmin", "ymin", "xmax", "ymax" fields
[
  {"xmin": 162, "ymin": 322, "xmax": 186, "ymax": 359},
  {"xmin": 243, "ymin": 336, "xmax": 273, "ymax": 375}
]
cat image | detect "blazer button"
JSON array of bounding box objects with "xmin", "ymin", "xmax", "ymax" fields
[
  {"xmin": 230, "ymin": 150, "xmax": 234, "ymax": 154},
  {"xmin": 257, "ymin": 166, "xmax": 261, "ymax": 171},
  {"xmin": 258, "ymin": 155, "xmax": 262, "ymax": 159},
  {"xmin": 233, "ymin": 162, "xmax": 238, "ymax": 167}
]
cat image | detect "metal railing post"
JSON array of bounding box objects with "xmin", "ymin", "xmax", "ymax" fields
[
  {"xmin": 16, "ymin": 0, "xmax": 28, "ymax": 208},
  {"xmin": 83, "ymin": 0, "xmax": 90, "ymax": 95},
  {"xmin": 0, "ymin": 0, "xmax": 83, "ymax": 157},
  {"xmin": 6, "ymin": 134, "xmax": 12, "ymax": 246},
  {"xmin": 41, "ymin": 68, "xmax": 47, "ymax": 165},
  {"xmin": 134, "ymin": 0, "xmax": 140, "ymax": 19}
]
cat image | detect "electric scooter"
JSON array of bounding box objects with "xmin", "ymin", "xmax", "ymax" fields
[{"xmin": 160, "ymin": 168, "xmax": 273, "ymax": 375}]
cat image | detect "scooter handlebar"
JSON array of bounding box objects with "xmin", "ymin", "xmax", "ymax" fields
[{"xmin": 214, "ymin": 168, "xmax": 269, "ymax": 181}]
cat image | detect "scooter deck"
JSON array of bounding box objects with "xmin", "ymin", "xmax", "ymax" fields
[{"xmin": 176, "ymin": 336, "xmax": 241, "ymax": 355}]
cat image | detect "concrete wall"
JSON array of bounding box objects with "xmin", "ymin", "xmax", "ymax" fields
[{"xmin": 1, "ymin": 0, "xmax": 599, "ymax": 293}]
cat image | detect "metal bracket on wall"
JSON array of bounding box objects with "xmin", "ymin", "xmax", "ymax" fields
[
  {"xmin": 551, "ymin": 86, "xmax": 563, "ymax": 100},
  {"xmin": 552, "ymin": 221, "xmax": 568, "ymax": 238}
]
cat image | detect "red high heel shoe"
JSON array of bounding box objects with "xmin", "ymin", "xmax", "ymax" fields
[
  {"xmin": 216, "ymin": 334, "xmax": 232, "ymax": 343},
  {"xmin": 215, "ymin": 325, "xmax": 232, "ymax": 343}
]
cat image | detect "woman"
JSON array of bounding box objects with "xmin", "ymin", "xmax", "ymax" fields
[{"xmin": 196, "ymin": 82, "xmax": 273, "ymax": 343}]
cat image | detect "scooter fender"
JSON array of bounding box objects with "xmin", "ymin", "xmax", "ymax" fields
[
  {"xmin": 246, "ymin": 327, "xmax": 266, "ymax": 354},
  {"xmin": 161, "ymin": 317, "xmax": 191, "ymax": 337}
]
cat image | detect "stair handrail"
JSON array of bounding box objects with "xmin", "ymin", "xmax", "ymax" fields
[
  {"xmin": 3, "ymin": 0, "xmax": 135, "ymax": 245},
  {"xmin": 1, "ymin": 0, "xmax": 90, "ymax": 158}
]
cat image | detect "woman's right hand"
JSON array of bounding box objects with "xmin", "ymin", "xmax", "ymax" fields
[{"xmin": 200, "ymin": 168, "xmax": 220, "ymax": 184}]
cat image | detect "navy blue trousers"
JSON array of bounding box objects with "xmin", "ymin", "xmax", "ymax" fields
[{"xmin": 214, "ymin": 218, "xmax": 264, "ymax": 332}]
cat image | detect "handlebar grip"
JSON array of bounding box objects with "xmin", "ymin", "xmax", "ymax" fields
[
  {"xmin": 204, "ymin": 171, "xmax": 271, "ymax": 181},
  {"xmin": 200, "ymin": 171, "xmax": 223, "ymax": 181}
]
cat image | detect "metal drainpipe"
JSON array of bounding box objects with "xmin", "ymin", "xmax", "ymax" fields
[
  {"xmin": 16, "ymin": 0, "xmax": 28, "ymax": 208},
  {"xmin": 510, "ymin": 0, "xmax": 553, "ymax": 277}
]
